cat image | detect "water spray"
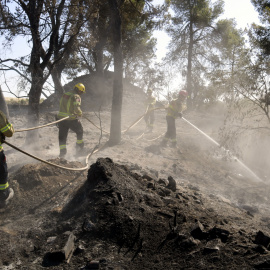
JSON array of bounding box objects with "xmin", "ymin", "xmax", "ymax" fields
[{"xmin": 182, "ymin": 117, "xmax": 263, "ymax": 183}]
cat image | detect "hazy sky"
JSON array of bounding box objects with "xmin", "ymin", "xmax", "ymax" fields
[
  {"xmin": 220, "ymin": 0, "xmax": 260, "ymax": 28},
  {"xmin": 153, "ymin": 0, "xmax": 261, "ymax": 60}
]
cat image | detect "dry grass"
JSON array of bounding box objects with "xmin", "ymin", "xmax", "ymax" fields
[{"xmin": 5, "ymin": 97, "xmax": 29, "ymax": 105}]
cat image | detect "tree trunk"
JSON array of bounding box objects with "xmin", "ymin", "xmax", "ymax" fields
[
  {"xmin": 94, "ymin": 40, "xmax": 105, "ymax": 78},
  {"xmin": 186, "ymin": 19, "xmax": 194, "ymax": 109},
  {"xmin": 108, "ymin": 0, "xmax": 123, "ymax": 146},
  {"xmin": 26, "ymin": 68, "xmax": 44, "ymax": 147},
  {"xmin": 0, "ymin": 86, "xmax": 9, "ymax": 118},
  {"xmin": 51, "ymin": 67, "xmax": 64, "ymax": 99}
]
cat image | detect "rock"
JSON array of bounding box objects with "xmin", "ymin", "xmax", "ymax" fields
[
  {"xmin": 42, "ymin": 232, "xmax": 76, "ymax": 266},
  {"xmin": 158, "ymin": 178, "xmax": 168, "ymax": 187},
  {"xmin": 253, "ymin": 255, "xmax": 270, "ymax": 269},
  {"xmin": 167, "ymin": 176, "xmax": 176, "ymax": 192},
  {"xmin": 85, "ymin": 260, "xmax": 100, "ymax": 269},
  {"xmin": 208, "ymin": 227, "xmax": 230, "ymax": 243},
  {"xmin": 129, "ymin": 163, "xmax": 141, "ymax": 170},
  {"xmin": 241, "ymin": 204, "xmax": 259, "ymax": 214},
  {"xmin": 177, "ymin": 236, "xmax": 201, "ymax": 249},
  {"xmin": 159, "ymin": 187, "xmax": 171, "ymax": 196},
  {"xmin": 253, "ymin": 245, "xmax": 268, "ymax": 254},
  {"xmin": 147, "ymin": 182, "xmax": 155, "ymax": 189},
  {"xmin": 203, "ymin": 239, "xmax": 222, "ymax": 254},
  {"xmin": 142, "ymin": 173, "xmax": 155, "ymax": 181},
  {"xmin": 82, "ymin": 219, "xmax": 96, "ymax": 232},
  {"xmin": 190, "ymin": 221, "xmax": 207, "ymax": 240},
  {"xmin": 47, "ymin": 236, "xmax": 57, "ymax": 244},
  {"xmin": 254, "ymin": 231, "xmax": 270, "ymax": 248}
]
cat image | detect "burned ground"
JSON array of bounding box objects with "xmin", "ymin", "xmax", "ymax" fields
[{"xmin": 1, "ymin": 90, "xmax": 270, "ymax": 269}]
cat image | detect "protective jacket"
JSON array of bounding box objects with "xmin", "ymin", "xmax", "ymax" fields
[
  {"xmin": 261, "ymin": 93, "xmax": 270, "ymax": 105},
  {"xmin": 57, "ymin": 90, "xmax": 82, "ymax": 120},
  {"xmin": 145, "ymin": 95, "xmax": 156, "ymax": 110},
  {"xmin": 166, "ymin": 99, "xmax": 187, "ymax": 119},
  {"xmin": 0, "ymin": 110, "xmax": 14, "ymax": 151}
]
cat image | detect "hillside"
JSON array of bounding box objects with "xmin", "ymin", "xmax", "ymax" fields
[{"xmin": 1, "ymin": 86, "xmax": 270, "ymax": 269}]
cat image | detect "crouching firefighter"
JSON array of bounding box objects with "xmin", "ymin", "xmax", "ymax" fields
[
  {"xmin": 160, "ymin": 90, "xmax": 188, "ymax": 147},
  {"xmin": 57, "ymin": 83, "xmax": 85, "ymax": 157},
  {"xmin": 0, "ymin": 110, "xmax": 14, "ymax": 208}
]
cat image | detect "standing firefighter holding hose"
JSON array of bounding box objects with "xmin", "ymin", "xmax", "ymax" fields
[
  {"xmin": 144, "ymin": 89, "xmax": 156, "ymax": 133},
  {"xmin": 0, "ymin": 110, "xmax": 14, "ymax": 208},
  {"xmin": 57, "ymin": 83, "xmax": 85, "ymax": 158},
  {"xmin": 160, "ymin": 90, "xmax": 188, "ymax": 147}
]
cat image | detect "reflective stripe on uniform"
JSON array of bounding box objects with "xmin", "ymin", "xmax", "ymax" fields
[
  {"xmin": 60, "ymin": 144, "xmax": 66, "ymax": 150},
  {"xmin": 76, "ymin": 140, "xmax": 83, "ymax": 145},
  {"xmin": 58, "ymin": 112, "xmax": 70, "ymax": 117},
  {"xmin": 0, "ymin": 123, "xmax": 13, "ymax": 133},
  {"xmin": 0, "ymin": 182, "xmax": 9, "ymax": 190},
  {"xmin": 169, "ymin": 104, "xmax": 177, "ymax": 111}
]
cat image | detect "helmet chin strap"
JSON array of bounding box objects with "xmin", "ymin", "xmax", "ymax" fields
[{"xmin": 74, "ymin": 88, "xmax": 81, "ymax": 95}]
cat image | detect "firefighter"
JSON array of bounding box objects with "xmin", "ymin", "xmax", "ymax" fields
[
  {"xmin": 0, "ymin": 110, "xmax": 14, "ymax": 208},
  {"xmin": 144, "ymin": 89, "xmax": 156, "ymax": 133},
  {"xmin": 260, "ymin": 92, "xmax": 270, "ymax": 106},
  {"xmin": 160, "ymin": 90, "xmax": 188, "ymax": 147},
  {"xmin": 57, "ymin": 83, "xmax": 85, "ymax": 157}
]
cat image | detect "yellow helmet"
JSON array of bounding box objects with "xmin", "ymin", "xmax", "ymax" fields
[{"xmin": 74, "ymin": 83, "xmax": 85, "ymax": 93}]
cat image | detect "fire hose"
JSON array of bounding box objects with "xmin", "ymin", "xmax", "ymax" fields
[
  {"xmin": 3, "ymin": 139, "xmax": 105, "ymax": 171},
  {"xmin": 182, "ymin": 117, "xmax": 263, "ymax": 183},
  {"xmin": 15, "ymin": 116, "xmax": 70, "ymax": 132}
]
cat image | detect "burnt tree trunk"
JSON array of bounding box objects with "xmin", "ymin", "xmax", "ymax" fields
[
  {"xmin": 108, "ymin": 0, "xmax": 123, "ymax": 146},
  {"xmin": 26, "ymin": 68, "xmax": 44, "ymax": 146}
]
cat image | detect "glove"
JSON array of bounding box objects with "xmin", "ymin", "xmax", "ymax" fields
[
  {"xmin": 178, "ymin": 112, "xmax": 183, "ymax": 118},
  {"xmin": 0, "ymin": 133, "xmax": 5, "ymax": 144}
]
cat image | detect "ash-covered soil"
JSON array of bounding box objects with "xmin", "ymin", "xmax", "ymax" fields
[{"xmin": 1, "ymin": 91, "xmax": 270, "ymax": 269}]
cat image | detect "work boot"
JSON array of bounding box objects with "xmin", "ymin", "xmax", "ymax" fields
[
  {"xmin": 76, "ymin": 142, "xmax": 85, "ymax": 157},
  {"xmin": 59, "ymin": 148, "xmax": 67, "ymax": 158},
  {"xmin": 0, "ymin": 188, "xmax": 14, "ymax": 208}
]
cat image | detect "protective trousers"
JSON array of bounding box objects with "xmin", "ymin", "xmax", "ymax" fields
[
  {"xmin": 164, "ymin": 115, "xmax": 176, "ymax": 142},
  {"xmin": 144, "ymin": 110, "xmax": 155, "ymax": 130},
  {"xmin": 0, "ymin": 151, "xmax": 9, "ymax": 194},
  {"xmin": 58, "ymin": 119, "xmax": 83, "ymax": 154}
]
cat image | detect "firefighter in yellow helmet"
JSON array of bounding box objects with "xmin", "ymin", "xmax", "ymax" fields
[
  {"xmin": 57, "ymin": 83, "xmax": 85, "ymax": 157},
  {"xmin": 160, "ymin": 90, "xmax": 188, "ymax": 147},
  {"xmin": 0, "ymin": 110, "xmax": 14, "ymax": 208},
  {"xmin": 144, "ymin": 89, "xmax": 156, "ymax": 133}
]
